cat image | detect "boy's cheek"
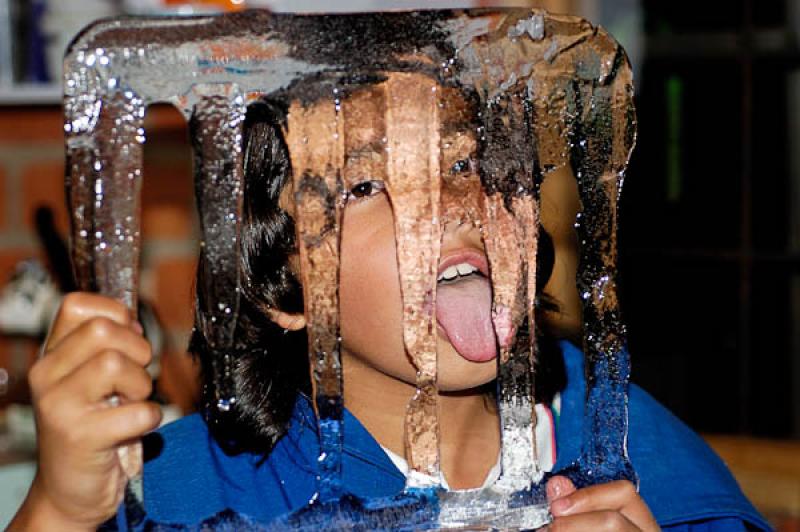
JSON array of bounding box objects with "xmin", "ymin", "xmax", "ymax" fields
[
  {"xmin": 338, "ymin": 219, "xmax": 409, "ymax": 376},
  {"xmin": 339, "ymin": 256, "xmax": 405, "ymax": 355}
]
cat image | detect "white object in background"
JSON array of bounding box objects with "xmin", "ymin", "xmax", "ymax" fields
[
  {"xmin": 0, "ymin": 403, "xmax": 182, "ymax": 530},
  {"xmin": 40, "ymin": 0, "xmax": 121, "ymax": 82},
  {"xmin": 0, "ymin": 461, "xmax": 36, "ymax": 530},
  {"xmin": 0, "ymin": 0, "xmax": 14, "ymax": 86},
  {"xmin": 5, "ymin": 404, "xmax": 36, "ymax": 451},
  {"xmin": 0, "ymin": 260, "xmax": 60, "ymax": 336},
  {"xmin": 122, "ymin": 0, "xmax": 227, "ymax": 15}
]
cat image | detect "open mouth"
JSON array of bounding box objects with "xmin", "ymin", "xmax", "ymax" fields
[
  {"xmin": 435, "ymin": 250, "xmax": 497, "ymax": 363},
  {"xmin": 437, "ymin": 253, "xmax": 488, "ymax": 284}
]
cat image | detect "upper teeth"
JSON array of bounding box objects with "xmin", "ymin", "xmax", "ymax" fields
[{"xmin": 437, "ymin": 262, "xmax": 479, "ymax": 282}]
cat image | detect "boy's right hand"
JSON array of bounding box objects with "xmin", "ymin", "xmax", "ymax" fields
[{"xmin": 8, "ymin": 293, "xmax": 162, "ymax": 532}]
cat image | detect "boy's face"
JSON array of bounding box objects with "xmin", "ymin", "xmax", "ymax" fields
[
  {"xmin": 287, "ymin": 74, "xmax": 500, "ymax": 392},
  {"xmin": 338, "ymin": 168, "xmax": 497, "ymax": 392}
]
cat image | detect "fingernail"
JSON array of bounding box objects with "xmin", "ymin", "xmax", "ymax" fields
[
  {"xmin": 550, "ymin": 497, "xmax": 573, "ymax": 516},
  {"xmin": 546, "ymin": 482, "xmax": 559, "ymax": 502},
  {"xmin": 546, "ymin": 476, "xmax": 565, "ymax": 502},
  {"xmin": 131, "ymin": 321, "xmax": 144, "ymax": 335}
]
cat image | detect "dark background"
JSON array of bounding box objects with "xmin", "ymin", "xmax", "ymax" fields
[{"xmin": 619, "ymin": 0, "xmax": 799, "ymax": 438}]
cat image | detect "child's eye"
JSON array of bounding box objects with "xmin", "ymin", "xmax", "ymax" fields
[
  {"xmin": 348, "ymin": 180, "xmax": 385, "ymax": 200},
  {"xmin": 451, "ymin": 158, "xmax": 476, "ymax": 174},
  {"xmin": 451, "ymin": 159, "xmax": 469, "ymax": 174}
]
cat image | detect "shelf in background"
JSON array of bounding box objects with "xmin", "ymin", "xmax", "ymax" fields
[
  {"xmin": 0, "ymin": 84, "xmax": 61, "ymax": 106},
  {"xmin": 646, "ymin": 28, "xmax": 800, "ymax": 59}
]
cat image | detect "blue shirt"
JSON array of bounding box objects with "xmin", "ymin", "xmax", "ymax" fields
[{"xmin": 108, "ymin": 342, "xmax": 770, "ymax": 531}]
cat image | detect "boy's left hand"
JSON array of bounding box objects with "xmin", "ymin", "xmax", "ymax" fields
[{"xmin": 544, "ymin": 475, "xmax": 661, "ymax": 531}]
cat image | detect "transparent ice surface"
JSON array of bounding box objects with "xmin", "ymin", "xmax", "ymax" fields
[
  {"xmin": 65, "ymin": 79, "xmax": 146, "ymax": 482},
  {"xmin": 189, "ymin": 85, "xmax": 246, "ymax": 413},
  {"xmin": 284, "ymin": 97, "xmax": 346, "ymax": 502},
  {"xmin": 382, "ymin": 74, "xmax": 443, "ymax": 484},
  {"xmin": 64, "ymin": 8, "xmax": 637, "ymax": 530}
]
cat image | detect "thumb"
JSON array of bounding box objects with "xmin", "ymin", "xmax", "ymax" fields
[{"xmin": 546, "ymin": 475, "xmax": 577, "ymax": 502}]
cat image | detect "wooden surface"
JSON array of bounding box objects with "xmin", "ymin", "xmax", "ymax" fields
[{"xmin": 704, "ymin": 434, "xmax": 800, "ymax": 523}]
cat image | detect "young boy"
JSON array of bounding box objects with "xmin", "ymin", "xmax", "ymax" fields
[
  {"xmin": 11, "ymin": 74, "xmax": 762, "ymax": 530},
  {"xmin": 9, "ymin": 71, "xmax": 767, "ymax": 530}
]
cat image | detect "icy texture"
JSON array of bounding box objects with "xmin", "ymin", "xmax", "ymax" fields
[
  {"xmin": 284, "ymin": 98, "xmax": 346, "ymax": 502},
  {"xmin": 64, "ymin": 8, "xmax": 637, "ymax": 530},
  {"xmin": 65, "ymin": 70, "xmax": 146, "ymax": 481},
  {"xmin": 569, "ymin": 63, "xmax": 637, "ymax": 485},
  {"xmin": 479, "ymin": 90, "xmax": 543, "ymax": 492},
  {"xmin": 383, "ymin": 74, "xmax": 443, "ymax": 483},
  {"xmin": 190, "ymin": 85, "xmax": 246, "ymax": 413}
]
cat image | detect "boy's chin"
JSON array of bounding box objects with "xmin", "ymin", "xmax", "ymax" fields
[{"xmin": 433, "ymin": 338, "xmax": 497, "ymax": 392}]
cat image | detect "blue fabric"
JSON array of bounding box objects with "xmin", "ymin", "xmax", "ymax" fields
[
  {"xmin": 136, "ymin": 396, "xmax": 405, "ymax": 526},
  {"xmin": 555, "ymin": 342, "xmax": 769, "ymax": 531},
  {"xmin": 113, "ymin": 342, "xmax": 769, "ymax": 531},
  {"xmin": 663, "ymin": 518, "xmax": 751, "ymax": 532}
]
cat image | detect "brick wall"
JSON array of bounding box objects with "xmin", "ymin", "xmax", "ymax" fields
[{"xmin": 0, "ymin": 104, "xmax": 200, "ymax": 413}]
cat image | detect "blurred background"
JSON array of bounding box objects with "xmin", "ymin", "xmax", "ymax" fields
[{"xmin": 0, "ymin": 0, "xmax": 798, "ymax": 528}]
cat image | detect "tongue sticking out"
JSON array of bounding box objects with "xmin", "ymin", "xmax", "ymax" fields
[{"xmin": 435, "ymin": 275, "xmax": 497, "ymax": 362}]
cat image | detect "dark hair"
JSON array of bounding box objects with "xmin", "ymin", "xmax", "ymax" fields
[
  {"xmin": 191, "ymin": 101, "xmax": 309, "ymax": 453},
  {"xmin": 191, "ymin": 101, "xmax": 565, "ymax": 455}
]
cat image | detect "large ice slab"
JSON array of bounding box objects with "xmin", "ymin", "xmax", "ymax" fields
[{"xmin": 65, "ymin": 8, "xmax": 636, "ymax": 530}]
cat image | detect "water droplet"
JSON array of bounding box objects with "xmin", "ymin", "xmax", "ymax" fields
[{"xmin": 216, "ymin": 396, "xmax": 236, "ymax": 412}]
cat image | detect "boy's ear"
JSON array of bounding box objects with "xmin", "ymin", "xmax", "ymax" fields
[{"xmin": 266, "ymin": 308, "xmax": 306, "ymax": 331}]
